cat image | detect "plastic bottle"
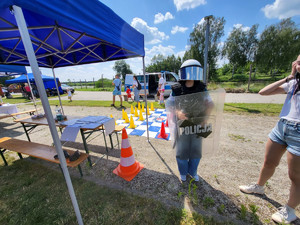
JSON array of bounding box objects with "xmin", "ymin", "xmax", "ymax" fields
[{"xmin": 55, "ymin": 105, "xmax": 62, "ymax": 121}]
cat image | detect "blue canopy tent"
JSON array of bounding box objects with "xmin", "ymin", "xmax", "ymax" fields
[
  {"xmin": 0, "ymin": 64, "xmax": 26, "ymax": 75},
  {"xmin": 0, "ymin": 1, "xmax": 146, "ymax": 224},
  {"xmin": 0, "ymin": 64, "xmax": 38, "ymax": 107},
  {"xmin": 6, "ymin": 73, "xmax": 63, "ymax": 94}
]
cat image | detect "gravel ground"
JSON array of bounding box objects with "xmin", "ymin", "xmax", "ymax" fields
[{"xmin": 1, "ymin": 104, "xmax": 299, "ymax": 224}]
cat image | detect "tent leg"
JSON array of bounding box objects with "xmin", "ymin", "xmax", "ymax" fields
[
  {"xmin": 142, "ymin": 57, "xmax": 149, "ymax": 142},
  {"xmin": 52, "ymin": 68, "xmax": 64, "ymax": 115},
  {"xmin": 12, "ymin": 5, "xmax": 84, "ymax": 225}
]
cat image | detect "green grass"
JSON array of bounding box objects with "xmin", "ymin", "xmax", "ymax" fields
[
  {"xmin": 3, "ymin": 94, "xmax": 283, "ymax": 116},
  {"xmin": 44, "ymin": 100, "xmax": 165, "ymax": 109},
  {"xmin": 0, "ymin": 156, "xmax": 232, "ymax": 225},
  {"xmin": 224, "ymin": 103, "xmax": 283, "ymax": 116}
]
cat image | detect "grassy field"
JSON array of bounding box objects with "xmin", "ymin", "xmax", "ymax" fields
[
  {"xmin": 0, "ymin": 157, "xmax": 233, "ymax": 225},
  {"xmin": 2, "ymin": 96, "xmax": 283, "ymax": 116}
]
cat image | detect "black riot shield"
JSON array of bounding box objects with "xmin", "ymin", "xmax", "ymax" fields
[{"xmin": 165, "ymin": 89, "xmax": 225, "ymax": 158}]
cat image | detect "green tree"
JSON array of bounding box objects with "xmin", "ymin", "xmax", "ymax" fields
[
  {"xmin": 113, "ymin": 60, "xmax": 133, "ymax": 80},
  {"xmin": 256, "ymin": 18, "xmax": 300, "ymax": 75},
  {"xmin": 146, "ymin": 54, "xmax": 182, "ymax": 73},
  {"xmin": 183, "ymin": 16, "xmax": 225, "ymax": 80},
  {"xmin": 222, "ymin": 24, "xmax": 258, "ymax": 77}
]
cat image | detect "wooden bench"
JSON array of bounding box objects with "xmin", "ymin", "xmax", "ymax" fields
[
  {"xmin": 0, "ymin": 137, "xmax": 89, "ymax": 176},
  {"xmin": 0, "ymin": 109, "xmax": 38, "ymax": 121},
  {"xmin": 139, "ymin": 93, "xmax": 149, "ymax": 101},
  {"xmin": 10, "ymin": 109, "xmax": 37, "ymax": 117}
]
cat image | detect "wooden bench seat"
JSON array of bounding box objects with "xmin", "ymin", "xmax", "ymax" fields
[
  {"xmin": 0, "ymin": 109, "xmax": 38, "ymax": 121},
  {"xmin": 10, "ymin": 109, "xmax": 37, "ymax": 117},
  {"xmin": 0, "ymin": 137, "xmax": 88, "ymax": 176}
]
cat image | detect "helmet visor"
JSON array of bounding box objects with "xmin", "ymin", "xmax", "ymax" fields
[{"xmin": 179, "ymin": 66, "xmax": 203, "ymax": 81}]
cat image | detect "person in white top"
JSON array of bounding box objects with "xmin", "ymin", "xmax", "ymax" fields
[
  {"xmin": 239, "ymin": 55, "xmax": 300, "ymax": 224},
  {"xmin": 158, "ymin": 73, "xmax": 166, "ymax": 104}
]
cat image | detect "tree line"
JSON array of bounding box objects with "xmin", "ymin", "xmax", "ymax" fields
[{"xmin": 114, "ymin": 17, "xmax": 299, "ymax": 82}]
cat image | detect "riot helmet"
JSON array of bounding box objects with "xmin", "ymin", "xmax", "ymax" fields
[{"xmin": 179, "ymin": 59, "xmax": 203, "ymax": 81}]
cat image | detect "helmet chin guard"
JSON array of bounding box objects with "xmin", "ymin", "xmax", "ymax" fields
[{"xmin": 179, "ymin": 59, "xmax": 203, "ymax": 81}]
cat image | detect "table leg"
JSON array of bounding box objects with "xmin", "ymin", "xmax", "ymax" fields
[
  {"xmin": 80, "ymin": 129, "xmax": 92, "ymax": 167},
  {"xmin": 22, "ymin": 123, "xmax": 31, "ymax": 142}
]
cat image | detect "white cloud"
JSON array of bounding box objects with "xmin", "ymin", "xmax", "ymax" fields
[
  {"xmin": 198, "ymin": 18, "xmax": 205, "ymax": 25},
  {"xmin": 131, "ymin": 17, "xmax": 169, "ymax": 45},
  {"xmin": 233, "ymin": 24, "xmax": 250, "ymax": 32},
  {"xmin": 174, "ymin": 0, "xmax": 207, "ymax": 11},
  {"xmin": 154, "ymin": 12, "xmax": 174, "ymax": 24},
  {"xmin": 171, "ymin": 25, "xmax": 188, "ymax": 34},
  {"xmin": 262, "ymin": 0, "xmax": 300, "ymax": 19}
]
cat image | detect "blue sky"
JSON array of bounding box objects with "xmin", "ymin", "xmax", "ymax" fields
[{"xmin": 29, "ymin": 0, "xmax": 300, "ymax": 82}]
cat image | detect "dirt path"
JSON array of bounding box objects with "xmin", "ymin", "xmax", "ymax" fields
[{"xmin": 1, "ymin": 105, "xmax": 299, "ymax": 224}]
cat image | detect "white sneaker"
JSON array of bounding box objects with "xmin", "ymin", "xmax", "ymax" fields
[
  {"xmin": 272, "ymin": 205, "xmax": 297, "ymax": 224},
  {"xmin": 239, "ymin": 183, "xmax": 265, "ymax": 194},
  {"xmin": 180, "ymin": 175, "xmax": 186, "ymax": 182},
  {"xmin": 191, "ymin": 174, "xmax": 199, "ymax": 182}
]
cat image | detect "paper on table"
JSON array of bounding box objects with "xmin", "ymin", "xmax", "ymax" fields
[{"xmin": 60, "ymin": 126, "xmax": 80, "ymax": 142}]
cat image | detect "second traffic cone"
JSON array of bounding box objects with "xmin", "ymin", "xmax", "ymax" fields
[
  {"xmin": 130, "ymin": 105, "xmax": 134, "ymax": 114},
  {"xmin": 165, "ymin": 118, "xmax": 168, "ymax": 127},
  {"xmin": 150, "ymin": 102, "xmax": 154, "ymax": 111},
  {"xmin": 146, "ymin": 105, "xmax": 151, "ymax": 115},
  {"xmin": 138, "ymin": 102, "xmax": 141, "ymax": 110},
  {"xmin": 157, "ymin": 122, "xmax": 168, "ymax": 139},
  {"xmin": 134, "ymin": 107, "xmax": 139, "ymax": 117},
  {"xmin": 113, "ymin": 129, "xmax": 144, "ymax": 181},
  {"xmin": 139, "ymin": 109, "xmax": 144, "ymax": 121},
  {"xmin": 142, "ymin": 104, "xmax": 145, "ymax": 112},
  {"xmin": 122, "ymin": 109, "xmax": 125, "ymax": 119},
  {"xmin": 124, "ymin": 112, "xmax": 129, "ymax": 123},
  {"xmin": 128, "ymin": 116, "xmax": 136, "ymax": 128}
]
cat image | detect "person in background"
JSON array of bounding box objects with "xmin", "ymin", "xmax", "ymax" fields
[
  {"xmin": 67, "ymin": 88, "xmax": 72, "ymax": 102},
  {"xmin": 158, "ymin": 73, "xmax": 166, "ymax": 104},
  {"xmin": 239, "ymin": 55, "xmax": 300, "ymax": 224},
  {"xmin": 111, "ymin": 74, "xmax": 122, "ymax": 107},
  {"xmin": 0, "ymin": 85, "xmax": 4, "ymax": 98},
  {"xmin": 132, "ymin": 75, "xmax": 140, "ymax": 104},
  {"xmin": 24, "ymin": 83, "xmax": 31, "ymax": 99},
  {"xmin": 169, "ymin": 59, "xmax": 214, "ymax": 182}
]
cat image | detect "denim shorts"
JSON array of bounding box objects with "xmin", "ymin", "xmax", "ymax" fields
[
  {"xmin": 268, "ymin": 118, "xmax": 300, "ymax": 156},
  {"xmin": 113, "ymin": 90, "xmax": 121, "ymax": 96}
]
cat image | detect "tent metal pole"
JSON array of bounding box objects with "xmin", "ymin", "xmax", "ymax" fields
[
  {"xmin": 142, "ymin": 57, "xmax": 149, "ymax": 142},
  {"xmin": 25, "ymin": 74, "xmax": 38, "ymax": 114},
  {"xmin": 51, "ymin": 68, "xmax": 64, "ymax": 115},
  {"xmin": 12, "ymin": 6, "xmax": 84, "ymax": 225}
]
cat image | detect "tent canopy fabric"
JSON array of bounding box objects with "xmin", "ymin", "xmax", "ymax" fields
[
  {"xmin": 5, "ymin": 73, "xmax": 63, "ymax": 93},
  {"xmin": 6, "ymin": 73, "xmax": 57, "ymax": 83},
  {"xmin": 0, "ymin": 65, "xmax": 27, "ymax": 75},
  {"xmin": 0, "ymin": 0, "xmax": 145, "ymax": 68}
]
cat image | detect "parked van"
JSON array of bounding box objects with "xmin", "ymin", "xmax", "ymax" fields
[{"xmin": 124, "ymin": 71, "xmax": 179, "ymax": 97}]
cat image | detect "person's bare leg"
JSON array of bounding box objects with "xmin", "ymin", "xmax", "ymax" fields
[
  {"xmin": 257, "ymin": 138, "xmax": 286, "ymax": 186},
  {"xmin": 287, "ymin": 152, "xmax": 300, "ymax": 208},
  {"xmin": 119, "ymin": 95, "xmax": 122, "ymax": 106},
  {"xmin": 112, "ymin": 95, "xmax": 115, "ymax": 105}
]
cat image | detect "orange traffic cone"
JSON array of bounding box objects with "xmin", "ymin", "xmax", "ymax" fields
[
  {"xmin": 165, "ymin": 118, "xmax": 168, "ymax": 127},
  {"xmin": 113, "ymin": 129, "xmax": 144, "ymax": 181},
  {"xmin": 157, "ymin": 122, "xmax": 168, "ymax": 139}
]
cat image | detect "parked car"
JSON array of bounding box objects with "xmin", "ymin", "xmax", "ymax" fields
[{"xmin": 61, "ymin": 84, "xmax": 75, "ymax": 93}]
